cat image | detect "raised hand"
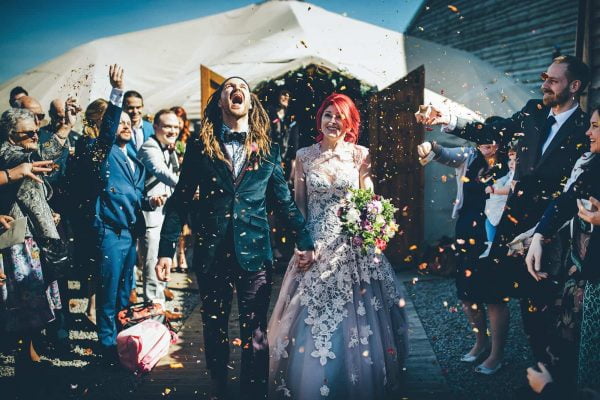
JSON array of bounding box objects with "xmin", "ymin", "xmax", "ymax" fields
[
  {"xmin": 155, "ymin": 257, "xmax": 172, "ymax": 282},
  {"xmin": 109, "ymin": 64, "xmax": 125, "ymax": 89},
  {"xmin": 64, "ymin": 97, "xmax": 82, "ymax": 126},
  {"xmin": 577, "ymin": 197, "xmax": 600, "ymax": 225},
  {"xmin": 414, "ymin": 105, "xmax": 450, "ymax": 126},
  {"xmin": 525, "ymin": 233, "xmax": 549, "ymax": 281}
]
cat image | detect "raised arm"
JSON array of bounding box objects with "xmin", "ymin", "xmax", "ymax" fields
[{"xmin": 415, "ymin": 101, "xmax": 537, "ymax": 148}]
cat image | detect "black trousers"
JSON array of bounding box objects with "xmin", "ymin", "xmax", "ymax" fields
[{"xmin": 196, "ymin": 235, "xmax": 272, "ymax": 399}]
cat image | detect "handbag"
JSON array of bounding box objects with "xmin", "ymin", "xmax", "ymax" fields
[
  {"xmin": 117, "ymin": 301, "xmax": 166, "ymax": 330},
  {"xmin": 117, "ymin": 319, "xmax": 177, "ymax": 373},
  {"xmin": 36, "ymin": 236, "xmax": 70, "ymax": 284}
]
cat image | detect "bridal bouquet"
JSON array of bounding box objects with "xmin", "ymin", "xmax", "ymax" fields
[{"xmin": 338, "ymin": 188, "xmax": 398, "ymax": 254}]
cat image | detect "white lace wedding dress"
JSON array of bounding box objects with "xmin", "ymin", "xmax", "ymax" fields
[{"xmin": 268, "ymin": 142, "xmax": 408, "ymax": 399}]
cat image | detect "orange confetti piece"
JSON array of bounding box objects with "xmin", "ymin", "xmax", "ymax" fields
[
  {"xmin": 448, "ymin": 5, "xmax": 459, "ymax": 13},
  {"xmin": 170, "ymin": 362, "xmax": 184, "ymax": 369},
  {"xmin": 464, "ymin": 269, "xmax": 472, "ymax": 277},
  {"xmin": 232, "ymin": 338, "xmax": 242, "ymax": 347}
]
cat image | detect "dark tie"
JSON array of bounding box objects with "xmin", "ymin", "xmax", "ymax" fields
[
  {"xmin": 223, "ymin": 131, "xmax": 247, "ymax": 144},
  {"xmin": 539, "ymin": 115, "xmax": 556, "ymax": 154}
]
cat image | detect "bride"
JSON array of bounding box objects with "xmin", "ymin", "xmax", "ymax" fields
[{"xmin": 268, "ymin": 93, "xmax": 409, "ymax": 399}]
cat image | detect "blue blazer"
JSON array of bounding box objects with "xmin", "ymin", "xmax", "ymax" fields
[
  {"xmin": 127, "ymin": 119, "xmax": 154, "ymax": 158},
  {"xmin": 76, "ymin": 103, "xmax": 151, "ymax": 234}
]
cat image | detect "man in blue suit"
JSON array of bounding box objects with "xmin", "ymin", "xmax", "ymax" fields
[
  {"xmin": 124, "ymin": 90, "xmax": 154, "ymax": 157},
  {"xmin": 77, "ymin": 65, "xmax": 164, "ymax": 361}
]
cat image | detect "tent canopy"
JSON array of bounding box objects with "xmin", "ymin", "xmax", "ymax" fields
[{"xmin": 0, "ymin": 0, "xmax": 529, "ymax": 120}]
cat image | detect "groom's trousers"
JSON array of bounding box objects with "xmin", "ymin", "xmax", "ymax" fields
[{"xmin": 196, "ymin": 231, "xmax": 272, "ymax": 399}]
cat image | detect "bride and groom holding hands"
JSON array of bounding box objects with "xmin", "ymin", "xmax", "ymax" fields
[{"xmin": 154, "ymin": 76, "xmax": 409, "ymax": 399}]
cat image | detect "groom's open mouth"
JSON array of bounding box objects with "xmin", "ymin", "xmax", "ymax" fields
[{"xmin": 230, "ymin": 91, "xmax": 244, "ymax": 106}]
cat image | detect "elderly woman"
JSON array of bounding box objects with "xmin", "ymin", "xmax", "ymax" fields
[
  {"xmin": 0, "ymin": 107, "xmax": 66, "ymax": 391},
  {"xmin": 526, "ymin": 105, "xmax": 600, "ymax": 392}
]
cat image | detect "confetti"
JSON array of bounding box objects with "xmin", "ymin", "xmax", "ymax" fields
[
  {"xmin": 448, "ymin": 5, "xmax": 459, "ymax": 13},
  {"xmin": 170, "ymin": 362, "xmax": 184, "ymax": 369}
]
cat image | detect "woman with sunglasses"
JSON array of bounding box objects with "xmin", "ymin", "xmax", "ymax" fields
[{"xmin": 0, "ymin": 108, "xmax": 66, "ymax": 397}]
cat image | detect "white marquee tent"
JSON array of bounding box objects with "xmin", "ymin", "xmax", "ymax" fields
[{"xmin": 0, "ymin": 0, "xmax": 529, "ymax": 121}]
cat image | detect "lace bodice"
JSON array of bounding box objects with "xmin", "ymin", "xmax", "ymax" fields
[
  {"xmin": 297, "ymin": 142, "xmax": 367, "ymax": 241},
  {"xmin": 289, "ymin": 142, "xmax": 403, "ymax": 365}
]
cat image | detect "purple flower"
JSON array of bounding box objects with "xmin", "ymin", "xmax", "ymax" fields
[
  {"xmin": 352, "ymin": 236, "xmax": 364, "ymax": 247},
  {"xmin": 361, "ymin": 219, "xmax": 372, "ymax": 231}
]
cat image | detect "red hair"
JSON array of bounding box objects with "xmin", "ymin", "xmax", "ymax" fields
[
  {"xmin": 171, "ymin": 106, "xmax": 191, "ymax": 143},
  {"xmin": 315, "ymin": 93, "xmax": 361, "ymax": 143}
]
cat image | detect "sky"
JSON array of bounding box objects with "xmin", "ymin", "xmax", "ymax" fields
[{"xmin": 0, "ymin": 0, "xmax": 424, "ymax": 84}]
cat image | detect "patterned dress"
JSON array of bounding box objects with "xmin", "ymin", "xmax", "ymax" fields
[{"xmin": 268, "ymin": 142, "xmax": 408, "ymax": 399}]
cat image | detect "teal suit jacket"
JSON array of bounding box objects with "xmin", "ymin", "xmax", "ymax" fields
[{"xmin": 158, "ymin": 138, "xmax": 314, "ymax": 272}]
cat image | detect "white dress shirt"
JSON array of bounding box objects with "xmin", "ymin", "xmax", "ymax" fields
[{"xmin": 541, "ymin": 103, "xmax": 579, "ymax": 154}]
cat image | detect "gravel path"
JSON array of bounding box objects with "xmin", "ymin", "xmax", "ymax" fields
[{"xmin": 404, "ymin": 277, "xmax": 536, "ymax": 400}]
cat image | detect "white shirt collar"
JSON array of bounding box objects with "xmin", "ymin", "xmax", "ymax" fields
[{"xmin": 548, "ymin": 102, "xmax": 579, "ymax": 126}]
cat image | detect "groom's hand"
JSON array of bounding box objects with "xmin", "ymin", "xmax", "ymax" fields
[
  {"xmin": 156, "ymin": 257, "xmax": 172, "ymax": 282},
  {"xmin": 296, "ymin": 249, "xmax": 315, "ymax": 271}
]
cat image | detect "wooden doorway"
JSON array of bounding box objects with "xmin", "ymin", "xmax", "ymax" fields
[
  {"xmin": 368, "ymin": 66, "xmax": 425, "ymax": 266},
  {"xmin": 200, "ymin": 65, "xmax": 225, "ymax": 117}
]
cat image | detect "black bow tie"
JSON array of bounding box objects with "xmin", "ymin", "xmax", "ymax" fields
[{"xmin": 223, "ymin": 131, "xmax": 247, "ymax": 144}]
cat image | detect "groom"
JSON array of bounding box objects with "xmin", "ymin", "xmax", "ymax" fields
[{"xmin": 155, "ymin": 77, "xmax": 315, "ymax": 399}]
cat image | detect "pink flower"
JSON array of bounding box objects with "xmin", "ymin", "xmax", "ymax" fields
[
  {"xmin": 375, "ymin": 238, "xmax": 387, "ymax": 251},
  {"xmin": 250, "ymin": 142, "xmax": 258, "ymax": 153}
]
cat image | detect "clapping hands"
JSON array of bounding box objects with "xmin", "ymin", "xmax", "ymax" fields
[{"xmin": 295, "ymin": 249, "xmax": 315, "ymax": 271}]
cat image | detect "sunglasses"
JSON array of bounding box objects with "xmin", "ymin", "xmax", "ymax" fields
[{"xmin": 15, "ymin": 130, "xmax": 39, "ymax": 139}]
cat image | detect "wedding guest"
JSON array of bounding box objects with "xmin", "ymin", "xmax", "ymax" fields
[
  {"xmin": 0, "ymin": 109, "xmax": 64, "ymax": 396},
  {"xmin": 137, "ymin": 109, "xmax": 181, "ymax": 316},
  {"xmin": 170, "ymin": 105, "xmax": 190, "ymax": 272},
  {"xmin": 484, "ymin": 149, "xmax": 516, "ymax": 243},
  {"xmin": 418, "ymin": 136, "xmax": 506, "ymax": 374},
  {"xmin": 68, "ymin": 98, "xmax": 109, "ymax": 325},
  {"xmin": 15, "ymin": 96, "xmax": 47, "ymax": 128},
  {"xmin": 9, "ymin": 86, "xmax": 28, "ymax": 108},
  {"xmin": 415, "ymin": 55, "xmax": 591, "ymax": 374},
  {"xmin": 124, "ymin": 90, "xmax": 154, "ymax": 156},
  {"xmin": 75, "ymin": 65, "xmax": 163, "ymax": 362},
  {"xmin": 526, "ymin": 106, "xmax": 600, "ymax": 391}
]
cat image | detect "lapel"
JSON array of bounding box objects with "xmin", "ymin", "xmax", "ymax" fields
[
  {"xmin": 234, "ymin": 155, "xmax": 252, "ymax": 187},
  {"xmin": 112, "ymin": 145, "xmax": 136, "ymax": 183},
  {"xmin": 536, "ymin": 107, "xmax": 583, "ymax": 167},
  {"xmin": 209, "ymin": 141, "xmax": 235, "ymax": 193}
]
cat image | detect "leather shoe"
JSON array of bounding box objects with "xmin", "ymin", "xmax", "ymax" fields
[
  {"xmin": 475, "ymin": 361, "xmax": 503, "ymax": 375},
  {"xmin": 164, "ymin": 288, "xmax": 175, "ymax": 301},
  {"xmin": 165, "ymin": 310, "xmax": 183, "ymax": 321}
]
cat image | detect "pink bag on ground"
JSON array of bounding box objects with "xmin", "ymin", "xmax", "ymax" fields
[{"xmin": 117, "ymin": 319, "xmax": 177, "ymax": 373}]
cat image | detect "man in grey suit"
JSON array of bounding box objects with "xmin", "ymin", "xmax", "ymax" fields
[{"xmin": 137, "ymin": 109, "xmax": 180, "ymax": 311}]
